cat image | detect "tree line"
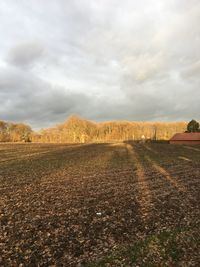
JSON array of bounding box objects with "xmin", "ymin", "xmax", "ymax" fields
[
  {"xmin": 0, "ymin": 121, "xmax": 32, "ymax": 142},
  {"xmin": 2, "ymin": 116, "xmax": 198, "ymax": 143},
  {"xmin": 31, "ymin": 115, "xmax": 187, "ymax": 143}
]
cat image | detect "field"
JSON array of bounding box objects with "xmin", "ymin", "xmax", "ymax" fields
[{"xmin": 0, "ymin": 142, "xmax": 200, "ymax": 266}]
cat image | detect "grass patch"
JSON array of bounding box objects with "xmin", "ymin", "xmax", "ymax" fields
[{"xmin": 86, "ymin": 224, "xmax": 199, "ymax": 267}]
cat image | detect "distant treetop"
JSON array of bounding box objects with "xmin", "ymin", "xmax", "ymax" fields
[{"xmin": 187, "ymin": 119, "xmax": 200, "ymax": 133}]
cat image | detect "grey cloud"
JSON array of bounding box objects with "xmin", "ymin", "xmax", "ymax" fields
[
  {"xmin": 0, "ymin": 0, "xmax": 199, "ymax": 128},
  {"xmin": 0, "ymin": 64, "xmax": 199, "ymax": 129},
  {"xmin": 0, "ymin": 66, "xmax": 92, "ymax": 128},
  {"xmin": 7, "ymin": 42, "xmax": 44, "ymax": 68}
]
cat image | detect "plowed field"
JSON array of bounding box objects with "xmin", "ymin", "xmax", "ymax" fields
[{"xmin": 0, "ymin": 142, "xmax": 200, "ymax": 266}]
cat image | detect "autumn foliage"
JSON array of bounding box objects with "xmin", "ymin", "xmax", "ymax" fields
[
  {"xmin": 0, "ymin": 120, "xmax": 32, "ymax": 142},
  {"xmin": 31, "ymin": 115, "xmax": 187, "ymax": 143},
  {"xmin": 0, "ymin": 116, "xmax": 188, "ymax": 143}
]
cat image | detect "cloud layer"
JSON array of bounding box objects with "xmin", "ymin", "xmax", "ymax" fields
[{"xmin": 0, "ymin": 0, "xmax": 200, "ymax": 128}]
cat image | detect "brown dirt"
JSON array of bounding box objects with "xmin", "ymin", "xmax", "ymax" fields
[{"xmin": 0, "ymin": 142, "xmax": 200, "ymax": 266}]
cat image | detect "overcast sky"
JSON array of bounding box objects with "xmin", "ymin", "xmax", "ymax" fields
[{"xmin": 0, "ymin": 0, "xmax": 199, "ymax": 129}]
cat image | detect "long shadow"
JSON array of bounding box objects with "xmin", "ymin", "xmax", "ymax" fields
[
  {"xmin": 52, "ymin": 142, "xmax": 148, "ymax": 264},
  {"xmin": 145, "ymin": 155, "xmax": 187, "ymax": 193},
  {"xmin": 141, "ymin": 143, "xmax": 200, "ymax": 198},
  {"xmin": 133, "ymin": 143, "xmax": 200, "ymax": 230},
  {"xmin": 125, "ymin": 143, "xmax": 154, "ymax": 223},
  {"xmin": 2, "ymin": 142, "xmax": 199, "ymax": 266},
  {"xmin": 83, "ymin": 142, "xmax": 200, "ymax": 266},
  {"xmin": 0, "ymin": 143, "xmax": 113, "ymax": 187},
  {"xmin": 0, "ymin": 142, "xmax": 145, "ymax": 266},
  {"xmin": 77, "ymin": 142, "xmax": 146, "ymax": 241}
]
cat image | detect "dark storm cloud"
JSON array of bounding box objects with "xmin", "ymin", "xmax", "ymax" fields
[{"xmin": 0, "ymin": 0, "xmax": 200, "ymax": 128}]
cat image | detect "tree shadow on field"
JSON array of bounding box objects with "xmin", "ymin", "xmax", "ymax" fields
[
  {"xmin": 0, "ymin": 143, "xmax": 113, "ymax": 187},
  {"xmin": 0, "ymin": 142, "xmax": 146, "ymax": 266},
  {"xmin": 78, "ymin": 142, "xmax": 148, "ymax": 248},
  {"xmin": 84, "ymin": 142, "xmax": 200, "ymax": 266}
]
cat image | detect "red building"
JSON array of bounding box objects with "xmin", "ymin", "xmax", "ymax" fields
[{"xmin": 170, "ymin": 133, "xmax": 200, "ymax": 145}]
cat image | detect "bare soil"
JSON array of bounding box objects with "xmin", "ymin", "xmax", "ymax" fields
[{"xmin": 0, "ymin": 142, "xmax": 200, "ymax": 266}]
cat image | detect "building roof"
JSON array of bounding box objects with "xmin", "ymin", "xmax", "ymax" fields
[{"xmin": 170, "ymin": 132, "xmax": 200, "ymax": 141}]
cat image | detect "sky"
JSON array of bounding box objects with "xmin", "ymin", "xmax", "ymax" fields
[{"xmin": 0, "ymin": 0, "xmax": 200, "ymax": 129}]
